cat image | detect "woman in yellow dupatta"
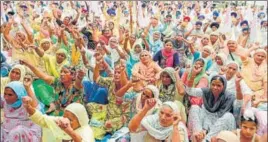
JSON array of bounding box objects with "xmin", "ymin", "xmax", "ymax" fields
[
  {"xmin": 32, "ymin": 46, "xmax": 69, "ymax": 78},
  {"xmin": 241, "ymin": 49, "xmax": 267, "ymax": 104},
  {"xmin": 23, "ymin": 97, "xmax": 95, "ymax": 142}
]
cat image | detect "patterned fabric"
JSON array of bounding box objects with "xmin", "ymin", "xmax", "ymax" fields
[
  {"xmin": 51, "ymin": 78, "xmax": 84, "ymax": 116},
  {"xmin": 188, "ymin": 105, "xmax": 236, "ymax": 141},
  {"xmin": 1, "ymin": 99, "xmax": 42, "ymax": 142},
  {"xmin": 87, "ymin": 77, "xmax": 130, "ymax": 140}
]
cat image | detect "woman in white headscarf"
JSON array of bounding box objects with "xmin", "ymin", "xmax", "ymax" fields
[
  {"xmin": 129, "ymin": 100, "xmax": 188, "ymax": 142},
  {"xmin": 24, "ymin": 100, "xmax": 95, "ymax": 142}
]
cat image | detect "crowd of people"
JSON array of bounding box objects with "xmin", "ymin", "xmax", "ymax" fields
[{"xmin": 0, "ymin": 1, "xmax": 267, "ymax": 142}]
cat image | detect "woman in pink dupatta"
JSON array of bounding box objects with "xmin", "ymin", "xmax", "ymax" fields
[{"xmin": 153, "ymin": 39, "xmax": 180, "ymax": 69}]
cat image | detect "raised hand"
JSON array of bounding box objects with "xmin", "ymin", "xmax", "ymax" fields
[
  {"xmin": 19, "ymin": 59, "xmax": 30, "ymax": 66},
  {"xmin": 143, "ymin": 98, "xmax": 157, "ymax": 111},
  {"xmin": 23, "ymin": 74, "xmax": 33, "ymax": 89},
  {"xmin": 56, "ymin": 117, "xmax": 73, "ymax": 132},
  {"xmin": 22, "ymin": 96, "xmax": 33, "ymax": 109},
  {"xmin": 192, "ymin": 65, "xmax": 203, "ymax": 76},
  {"xmin": 172, "ymin": 113, "xmax": 181, "ymax": 126},
  {"xmin": 235, "ymin": 72, "xmax": 243, "ymax": 83}
]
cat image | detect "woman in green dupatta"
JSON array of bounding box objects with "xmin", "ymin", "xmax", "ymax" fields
[
  {"xmin": 181, "ymin": 58, "xmax": 209, "ymax": 109},
  {"xmin": 20, "ymin": 60, "xmax": 85, "ymax": 116}
]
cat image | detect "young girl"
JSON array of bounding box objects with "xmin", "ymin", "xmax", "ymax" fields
[{"xmin": 233, "ymin": 109, "xmax": 261, "ymax": 142}]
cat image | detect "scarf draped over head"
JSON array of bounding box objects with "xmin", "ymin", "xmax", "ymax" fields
[
  {"xmin": 253, "ymin": 48, "xmax": 267, "ymax": 57},
  {"xmin": 65, "ymin": 103, "xmax": 89, "ymax": 127},
  {"xmin": 136, "ymin": 85, "xmax": 162, "ymax": 115},
  {"xmin": 159, "ymin": 67, "xmax": 177, "ymax": 102},
  {"xmin": 5, "ymin": 81, "xmax": 27, "ymax": 108},
  {"xmin": 201, "ymin": 75, "xmax": 235, "ymax": 117},
  {"xmin": 215, "ymin": 53, "xmax": 227, "ymax": 66},
  {"xmin": 39, "ymin": 38, "xmax": 51, "ymax": 48},
  {"xmin": 188, "ymin": 59, "xmax": 208, "ymax": 87},
  {"xmin": 44, "ymin": 103, "xmax": 92, "ymax": 141},
  {"xmin": 139, "ymin": 50, "xmax": 152, "ymax": 60},
  {"xmin": 141, "ymin": 101, "xmax": 179, "ymax": 140},
  {"xmin": 56, "ymin": 48, "xmax": 69, "ymax": 62},
  {"xmin": 131, "ymin": 41, "xmax": 143, "ymax": 61},
  {"xmin": 8, "ymin": 64, "xmax": 26, "ymax": 82},
  {"xmin": 203, "ymin": 45, "xmax": 214, "ymax": 55}
]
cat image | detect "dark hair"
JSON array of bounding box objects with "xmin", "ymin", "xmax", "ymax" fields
[
  {"xmin": 164, "ymin": 39, "xmax": 173, "ymax": 45},
  {"xmin": 241, "ymin": 114, "xmax": 258, "ymax": 125},
  {"xmin": 195, "ymin": 58, "xmax": 205, "ymax": 64},
  {"xmin": 166, "ymin": 14, "xmax": 172, "ymax": 18},
  {"xmin": 210, "ymin": 75, "xmax": 225, "ymax": 85}
]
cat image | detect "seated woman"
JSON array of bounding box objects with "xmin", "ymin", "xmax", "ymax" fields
[
  {"xmin": 1, "ymin": 81, "xmax": 42, "ymax": 141},
  {"xmin": 241, "ymin": 49, "xmax": 267, "ymax": 102},
  {"xmin": 184, "ymin": 37, "xmax": 214, "ymax": 71},
  {"xmin": 153, "ymin": 39, "xmax": 180, "ymax": 68},
  {"xmin": 129, "ymin": 100, "xmax": 188, "ymax": 142},
  {"xmin": 119, "ymin": 84, "xmax": 162, "ymax": 142},
  {"xmin": 24, "ymin": 99, "xmax": 94, "ymax": 142},
  {"xmin": 157, "ymin": 67, "xmax": 187, "ymax": 123},
  {"xmin": 86, "ymin": 61, "xmax": 129, "ymax": 140},
  {"xmin": 181, "ymin": 58, "xmax": 208, "ymax": 108},
  {"xmin": 224, "ymin": 61, "xmax": 253, "ymax": 107},
  {"xmin": 158, "ymin": 67, "xmax": 185, "ymax": 102},
  {"xmin": 125, "ymin": 41, "xmax": 142, "ymax": 78},
  {"xmin": 20, "ymin": 60, "xmax": 85, "ymax": 116},
  {"xmin": 132, "ymin": 50, "xmax": 162, "ymax": 85},
  {"xmin": 31, "ymin": 46, "xmax": 69, "ymax": 78},
  {"xmin": 207, "ymin": 53, "xmax": 227, "ymax": 77},
  {"xmin": 186, "ymin": 75, "xmax": 243, "ymax": 141}
]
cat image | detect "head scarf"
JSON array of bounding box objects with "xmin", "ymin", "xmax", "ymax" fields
[
  {"xmin": 258, "ymin": 12, "xmax": 265, "ymax": 18},
  {"xmin": 159, "ymin": 67, "xmax": 177, "ymax": 102},
  {"xmin": 135, "ymin": 85, "xmax": 162, "ymax": 117},
  {"xmin": 216, "ymin": 131, "xmax": 239, "ymax": 142},
  {"xmin": 39, "ymin": 38, "xmax": 51, "ymax": 47},
  {"xmin": 107, "ymin": 8, "xmax": 116, "ymax": 16},
  {"xmin": 216, "ymin": 53, "xmax": 227, "ymax": 66},
  {"xmin": 203, "ymin": 45, "xmax": 214, "ymax": 55},
  {"xmin": 254, "ymin": 48, "xmax": 267, "ymax": 57},
  {"xmin": 187, "ymin": 58, "xmax": 208, "ymax": 87},
  {"xmin": 8, "ymin": 64, "xmax": 26, "ymax": 82},
  {"xmin": 213, "ymin": 11, "xmax": 219, "ymax": 17},
  {"xmin": 210, "ymin": 22, "xmax": 220, "ymax": 29},
  {"xmin": 231, "ymin": 12, "xmax": 237, "ymax": 18},
  {"xmin": 226, "ymin": 61, "xmax": 239, "ymax": 71},
  {"xmin": 43, "ymin": 103, "xmax": 93, "ymax": 141},
  {"xmin": 183, "ymin": 16, "xmax": 191, "ymax": 22},
  {"xmin": 195, "ymin": 21, "xmax": 202, "ymax": 26},
  {"xmin": 56, "ymin": 48, "xmax": 68, "ymax": 62},
  {"xmin": 131, "ymin": 41, "xmax": 142, "ymax": 61},
  {"xmin": 139, "ymin": 50, "xmax": 152, "ymax": 59},
  {"xmin": 65, "ymin": 103, "xmax": 89, "ymax": 127},
  {"xmin": 141, "ymin": 101, "xmax": 179, "ymax": 140},
  {"xmin": 198, "ymin": 15, "xmax": 205, "ymax": 20},
  {"xmin": 201, "ymin": 75, "xmax": 235, "ymax": 117},
  {"xmin": 5, "ymin": 81, "xmax": 27, "ymax": 108},
  {"xmin": 240, "ymin": 20, "xmax": 249, "ymax": 27}
]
